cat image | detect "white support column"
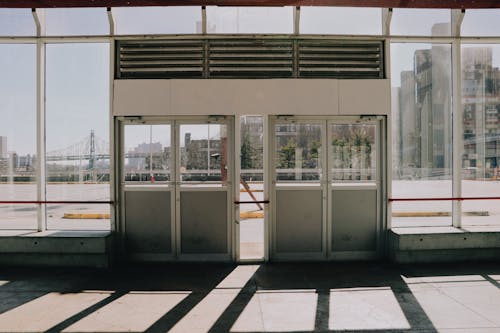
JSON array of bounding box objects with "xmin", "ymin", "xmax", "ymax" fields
[
  {"xmin": 294, "ymin": 6, "xmax": 300, "ymax": 35},
  {"xmin": 382, "ymin": 8, "xmax": 392, "ymax": 36},
  {"xmin": 202, "ymin": 6, "xmax": 207, "ymax": 34},
  {"xmin": 34, "ymin": 8, "xmax": 46, "ymax": 232},
  {"xmin": 452, "ymin": 9, "xmax": 465, "ymax": 37},
  {"xmin": 452, "ymin": 9, "xmax": 464, "ymax": 228},
  {"xmin": 107, "ymin": 7, "xmax": 115, "ymax": 37},
  {"xmin": 108, "ymin": 8, "xmax": 116, "ymax": 232},
  {"xmin": 452, "ymin": 40, "xmax": 463, "ymax": 228}
]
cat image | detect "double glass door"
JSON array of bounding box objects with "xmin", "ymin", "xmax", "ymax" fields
[
  {"xmin": 120, "ymin": 117, "xmax": 234, "ymax": 261},
  {"xmin": 270, "ymin": 116, "xmax": 383, "ymax": 260}
]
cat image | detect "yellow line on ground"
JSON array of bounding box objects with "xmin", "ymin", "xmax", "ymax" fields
[{"xmin": 63, "ymin": 213, "xmax": 110, "ymax": 219}]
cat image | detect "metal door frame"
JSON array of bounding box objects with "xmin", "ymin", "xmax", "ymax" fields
[
  {"xmin": 327, "ymin": 116, "xmax": 385, "ymax": 260},
  {"xmin": 269, "ymin": 116, "xmax": 328, "ymax": 260},
  {"xmin": 268, "ymin": 115, "xmax": 386, "ymax": 261},
  {"xmin": 175, "ymin": 116, "xmax": 235, "ymax": 261},
  {"xmin": 116, "ymin": 116, "xmax": 235, "ymax": 262}
]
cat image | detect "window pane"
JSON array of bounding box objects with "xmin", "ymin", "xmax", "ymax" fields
[
  {"xmin": 461, "ymin": 44, "xmax": 500, "ymax": 227},
  {"xmin": 461, "ymin": 10, "xmax": 500, "ymax": 37},
  {"xmin": 44, "ymin": 8, "xmax": 109, "ymax": 36},
  {"xmin": 113, "ymin": 7, "xmax": 201, "ymax": 34},
  {"xmin": 45, "ymin": 43, "xmax": 110, "ymax": 230},
  {"xmin": 391, "ymin": 43, "xmax": 453, "ymax": 227},
  {"xmin": 275, "ymin": 123, "xmax": 322, "ymax": 183},
  {"xmin": 206, "ymin": 6, "xmax": 293, "ymax": 34},
  {"xmin": 300, "ymin": 7, "xmax": 382, "ymax": 35},
  {"xmin": 180, "ymin": 124, "xmax": 228, "ymax": 184},
  {"xmin": 391, "ymin": 9, "xmax": 451, "ymax": 36},
  {"xmin": 330, "ymin": 123, "xmax": 377, "ymax": 182},
  {"xmin": 124, "ymin": 124, "xmax": 171, "ymax": 183},
  {"xmin": 0, "ymin": 44, "xmax": 37, "ymax": 230},
  {"xmin": 0, "ymin": 9, "xmax": 36, "ymax": 36}
]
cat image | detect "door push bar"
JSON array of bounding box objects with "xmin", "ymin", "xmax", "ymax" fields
[{"xmin": 234, "ymin": 200, "xmax": 270, "ymax": 204}]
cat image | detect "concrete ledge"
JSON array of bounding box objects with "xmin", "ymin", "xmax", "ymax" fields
[
  {"xmin": 389, "ymin": 227, "xmax": 500, "ymax": 263},
  {"xmin": 0, "ymin": 230, "xmax": 113, "ymax": 267}
]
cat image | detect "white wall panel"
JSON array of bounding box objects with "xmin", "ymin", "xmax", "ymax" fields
[
  {"xmin": 113, "ymin": 79, "xmax": 390, "ymax": 116},
  {"xmin": 338, "ymin": 79, "xmax": 390, "ymax": 115}
]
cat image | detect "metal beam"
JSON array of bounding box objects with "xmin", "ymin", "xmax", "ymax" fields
[{"xmin": 1, "ymin": 0, "xmax": 500, "ymax": 9}]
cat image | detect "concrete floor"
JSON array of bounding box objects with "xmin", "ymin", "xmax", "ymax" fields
[{"xmin": 0, "ymin": 262, "xmax": 500, "ymax": 332}]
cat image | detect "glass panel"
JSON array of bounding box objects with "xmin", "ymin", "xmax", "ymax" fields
[
  {"xmin": 0, "ymin": 9, "xmax": 36, "ymax": 36},
  {"xmin": 206, "ymin": 6, "xmax": 293, "ymax": 34},
  {"xmin": 180, "ymin": 123, "xmax": 228, "ymax": 185},
  {"xmin": 391, "ymin": 43, "xmax": 453, "ymax": 227},
  {"xmin": 391, "ymin": 9, "xmax": 451, "ymax": 36},
  {"xmin": 461, "ymin": 44, "xmax": 500, "ymax": 227},
  {"xmin": 240, "ymin": 116, "xmax": 264, "ymax": 260},
  {"xmin": 113, "ymin": 7, "xmax": 201, "ymax": 34},
  {"xmin": 275, "ymin": 122, "xmax": 322, "ymax": 183},
  {"xmin": 300, "ymin": 7, "xmax": 382, "ymax": 35},
  {"xmin": 44, "ymin": 8, "xmax": 109, "ymax": 36},
  {"xmin": 330, "ymin": 123, "xmax": 377, "ymax": 182},
  {"xmin": 124, "ymin": 124, "xmax": 171, "ymax": 183},
  {"xmin": 45, "ymin": 43, "xmax": 110, "ymax": 230},
  {"xmin": 0, "ymin": 44, "xmax": 37, "ymax": 230},
  {"xmin": 461, "ymin": 10, "xmax": 500, "ymax": 37}
]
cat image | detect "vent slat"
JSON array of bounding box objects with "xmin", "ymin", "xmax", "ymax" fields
[{"xmin": 116, "ymin": 38, "xmax": 384, "ymax": 79}]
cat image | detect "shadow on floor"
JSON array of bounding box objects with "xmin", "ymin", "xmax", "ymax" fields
[{"xmin": 0, "ymin": 261, "xmax": 499, "ymax": 333}]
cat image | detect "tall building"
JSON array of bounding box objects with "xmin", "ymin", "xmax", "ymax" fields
[
  {"xmin": 462, "ymin": 46, "xmax": 500, "ymax": 178},
  {"xmin": 0, "ymin": 136, "xmax": 7, "ymax": 159}
]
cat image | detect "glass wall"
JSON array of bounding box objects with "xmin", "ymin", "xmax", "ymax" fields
[
  {"xmin": 391, "ymin": 43, "xmax": 453, "ymax": 227},
  {"xmin": 206, "ymin": 6, "xmax": 293, "ymax": 34},
  {"xmin": 45, "ymin": 43, "xmax": 110, "ymax": 230},
  {"xmin": 461, "ymin": 44, "xmax": 500, "ymax": 228},
  {"xmin": 0, "ymin": 44, "xmax": 37, "ymax": 229},
  {"xmin": 300, "ymin": 7, "xmax": 381, "ymax": 35}
]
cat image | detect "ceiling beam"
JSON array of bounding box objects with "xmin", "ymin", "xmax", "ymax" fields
[{"xmin": 1, "ymin": 0, "xmax": 500, "ymax": 9}]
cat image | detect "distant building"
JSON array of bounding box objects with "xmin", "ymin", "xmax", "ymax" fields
[{"xmin": 0, "ymin": 136, "xmax": 7, "ymax": 159}]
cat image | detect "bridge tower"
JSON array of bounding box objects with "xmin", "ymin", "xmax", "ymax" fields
[{"xmin": 89, "ymin": 130, "xmax": 96, "ymax": 181}]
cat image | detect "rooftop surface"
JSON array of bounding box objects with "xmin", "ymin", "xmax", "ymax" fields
[{"xmin": 0, "ymin": 261, "xmax": 500, "ymax": 332}]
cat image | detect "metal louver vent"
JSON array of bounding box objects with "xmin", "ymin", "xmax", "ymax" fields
[
  {"xmin": 116, "ymin": 40, "xmax": 204, "ymax": 79},
  {"xmin": 116, "ymin": 38, "xmax": 384, "ymax": 79},
  {"xmin": 208, "ymin": 39, "xmax": 293, "ymax": 78},
  {"xmin": 298, "ymin": 40, "xmax": 383, "ymax": 79}
]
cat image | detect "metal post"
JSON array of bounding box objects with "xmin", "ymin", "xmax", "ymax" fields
[
  {"xmin": 452, "ymin": 38, "xmax": 463, "ymax": 228},
  {"xmin": 34, "ymin": 8, "xmax": 46, "ymax": 232}
]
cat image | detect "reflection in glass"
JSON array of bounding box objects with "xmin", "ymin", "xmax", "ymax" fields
[
  {"xmin": 391, "ymin": 43, "xmax": 453, "ymax": 227},
  {"xmin": 391, "ymin": 9, "xmax": 451, "ymax": 36},
  {"xmin": 0, "ymin": 9, "xmax": 36, "ymax": 36},
  {"xmin": 0, "ymin": 44, "xmax": 37, "ymax": 229},
  {"xmin": 180, "ymin": 124, "xmax": 228, "ymax": 183},
  {"xmin": 113, "ymin": 7, "xmax": 201, "ymax": 34},
  {"xmin": 300, "ymin": 7, "xmax": 382, "ymax": 35},
  {"xmin": 124, "ymin": 125, "xmax": 171, "ymax": 183},
  {"xmin": 461, "ymin": 45, "xmax": 500, "ymax": 226},
  {"xmin": 206, "ymin": 6, "xmax": 293, "ymax": 33},
  {"xmin": 331, "ymin": 123, "xmax": 376, "ymax": 181},
  {"xmin": 44, "ymin": 8, "xmax": 109, "ymax": 36},
  {"xmin": 275, "ymin": 123, "xmax": 322, "ymax": 182},
  {"xmin": 45, "ymin": 43, "xmax": 110, "ymax": 230}
]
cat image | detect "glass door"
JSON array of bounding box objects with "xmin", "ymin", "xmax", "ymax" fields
[
  {"xmin": 176, "ymin": 118, "xmax": 234, "ymax": 260},
  {"xmin": 121, "ymin": 122, "xmax": 175, "ymax": 260},
  {"xmin": 328, "ymin": 119, "xmax": 382, "ymax": 259},
  {"xmin": 270, "ymin": 117, "xmax": 327, "ymax": 260}
]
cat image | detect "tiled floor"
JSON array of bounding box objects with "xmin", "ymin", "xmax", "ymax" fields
[{"xmin": 0, "ymin": 261, "xmax": 500, "ymax": 332}]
